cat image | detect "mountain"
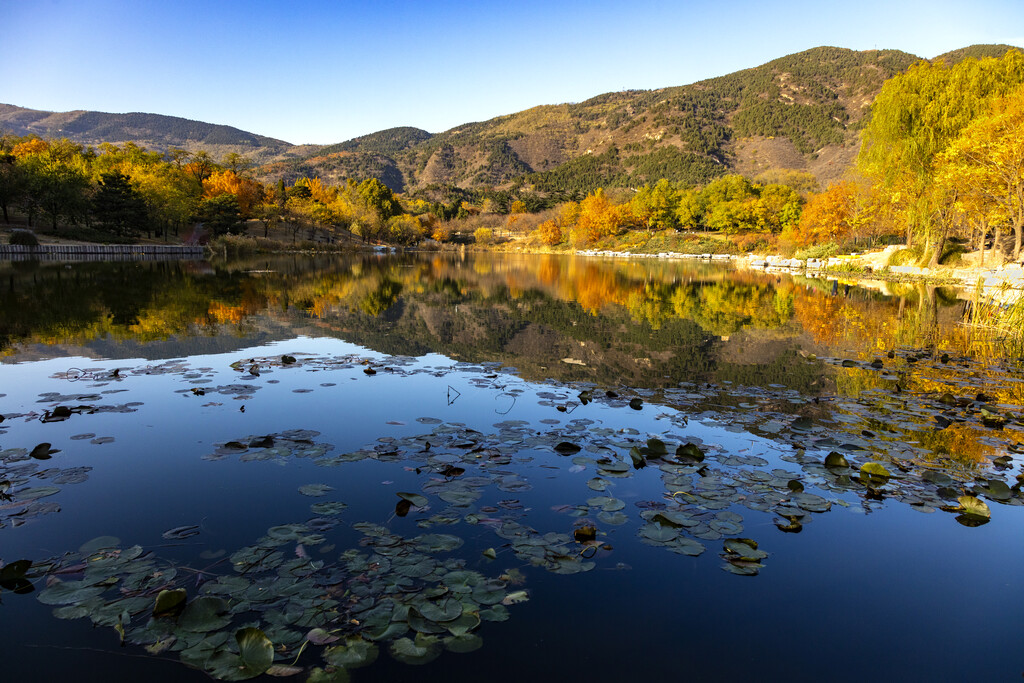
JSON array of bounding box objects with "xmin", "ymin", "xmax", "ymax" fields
[
  {"xmin": 3, "ymin": 44, "xmax": 1019, "ymax": 195},
  {"xmin": 0, "ymin": 104, "xmax": 322, "ymax": 164},
  {"xmin": 261, "ymin": 46, "xmax": 924, "ymax": 193}
]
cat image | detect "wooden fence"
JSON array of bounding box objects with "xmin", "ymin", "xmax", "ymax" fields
[{"xmin": 0, "ymin": 244, "xmax": 205, "ymax": 261}]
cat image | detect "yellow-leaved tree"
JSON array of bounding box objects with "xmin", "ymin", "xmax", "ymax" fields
[{"xmin": 937, "ymin": 85, "xmax": 1024, "ymax": 259}]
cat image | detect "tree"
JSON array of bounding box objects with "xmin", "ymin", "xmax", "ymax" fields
[
  {"xmin": 788, "ymin": 182, "xmax": 857, "ymax": 247},
  {"xmin": 132, "ymin": 163, "xmax": 200, "ymax": 238},
  {"xmin": 758, "ymin": 184, "xmax": 803, "ymax": 233},
  {"xmin": 32, "ymin": 139, "xmax": 91, "ymax": 231},
  {"xmin": 222, "ymin": 152, "xmax": 253, "ymax": 175},
  {"xmin": 535, "ymin": 219, "xmax": 562, "ymax": 246},
  {"xmin": 358, "ymin": 178, "xmax": 400, "ymax": 221},
  {"xmin": 0, "ymin": 152, "xmax": 27, "ymax": 223},
  {"xmin": 93, "ymin": 171, "xmax": 149, "ymax": 237},
  {"xmin": 858, "ymin": 50, "xmax": 1024, "ymax": 249},
  {"xmin": 184, "ymin": 150, "xmax": 217, "ymax": 183},
  {"xmin": 628, "ymin": 179, "xmax": 680, "ymax": 231},
  {"xmin": 197, "ymin": 194, "xmax": 244, "ymax": 236},
  {"xmin": 204, "ymin": 170, "xmax": 264, "ymax": 217},
  {"xmin": 938, "ymin": 85, "xmax": 1024, "ymax": 258},
  {"xmin": 575, "ymin": 189, "xmax": 625, "ymax": 243}
]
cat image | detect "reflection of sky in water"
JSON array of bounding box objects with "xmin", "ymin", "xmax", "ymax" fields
[{"xmin": 2, "ymin": 324, "xmax": 1024, "ymax": 677}]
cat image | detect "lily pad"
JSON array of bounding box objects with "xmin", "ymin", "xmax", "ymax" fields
[
  {"xmin": 389, "ymin": 634, "xmax": 442, "ymax": 665},
  {"xmin": 958, "ymin": 495, "xmax": 991, "ymax": 519},
  {"xmin": 179, "ymin": 596, "xmax": 231, "ymax": 632},
  {"xmin": 323, "ymin": 636, "xmax": 378, "ymax": 669},
  {"xmin": 236, "ymin": 627, "xmax": 274, "ymax": 676},
  {"xmin": 298, "ymin": 484, "xmax": 334, "ymax": 497},
  {"xmin": 397, "ymin": 492, "xmax": 429, "ymax": 508},
  {"xmin": 859, "ymin": 462, "xmax": 891, "ymax": 488}
]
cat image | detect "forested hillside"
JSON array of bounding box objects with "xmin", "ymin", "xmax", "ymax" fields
[{"xmin": 258, "ymin": 46, "xmax": 948, "ymax": 194}]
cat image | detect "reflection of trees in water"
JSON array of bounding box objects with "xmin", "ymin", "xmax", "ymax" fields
[
  {"xmin": 0, "ymin": 254, "xmax": 989, "ymax": 378},
  {"xmin": 359, "ymin": 278, "xmax": 403, "ymax": 316}
]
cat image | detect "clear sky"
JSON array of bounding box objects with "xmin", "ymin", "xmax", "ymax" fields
[{"xmin": 2, "ymin": 0, "xmax": 1022, "ymax": 145}]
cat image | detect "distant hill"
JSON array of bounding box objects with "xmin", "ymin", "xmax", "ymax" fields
[
  {"xmin": 932, "ymin": 44, "xmax": 1021, "ymax": 64},
  {"xmin": 0, "ymin": 104, "xmax": 321, "ymax": 164},
  {"xmin": 3, "ymin": 44, "xmax": 1020, "ymax": 194}
]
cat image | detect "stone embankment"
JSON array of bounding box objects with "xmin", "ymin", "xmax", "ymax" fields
[{"xmin": 577, "ymin": 245, "xmax": 1024, "ymax": 294}]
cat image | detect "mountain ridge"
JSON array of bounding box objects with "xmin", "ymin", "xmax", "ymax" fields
[{"xmin": 2, "ymin": 44, "xmax": 1019, "ymax": 195}]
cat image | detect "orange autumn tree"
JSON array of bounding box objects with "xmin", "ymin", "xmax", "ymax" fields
[
  {"xmin": 203, "ymin": 170, "xmax": 264, "ymax": 217},
  {"xmin": 574, "ymin": 189, "xmax": 627, "ymax": 244},
  {"xmin": 11, "ymin": 138, "xmax": 49, "ymax": 159},
  {"xmin": 785, "ymin": 181, "xmax": 857, "ymax": 247}
]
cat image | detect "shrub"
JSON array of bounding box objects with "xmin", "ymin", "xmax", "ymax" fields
[
  {"xmin": 887, "ymin": 246, "xmax": 922, "ymax": 267},
  {"xmin": 474, "ymin": 227, "xmax": 494, "ymax": 245},
  {"xmin": 432, "ymin": 224, "xmax": 452, "ymax": 242},
  {"xmin": 794, "ymin": 242, "xmax": 840, "ymax": 260},
  {"xmin": 9, "ymin": 230, "xmax": 39, "ymax": 246},
  {"xmin": 534, "ymin": 219, "xmax": 562, "ymax": 246}
]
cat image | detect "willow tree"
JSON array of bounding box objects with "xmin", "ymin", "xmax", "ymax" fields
[{"xmin": 858, "ymin": 50, "xmax": 1024, "ymax": 263}]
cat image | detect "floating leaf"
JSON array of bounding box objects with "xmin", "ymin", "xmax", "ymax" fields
[
  {"xmin": 306, "ymin": 668, "xmax": 350, "ymax": 683},
  {"xmin": 824, "ymin": 452, "xmax": 849, "ymax": 468},
  {"xmin": 79, "ymin": 536, "xmax": 121, "ymax": 554},
  {"xmin": 444, "ymin": 634, "xmax": 483, "ymax": 653},
  {"xmin": 323, "ymin": 636, "xmax": 378, "ymax": 669},
  {"xmin": 397, "ymin": 492, "xmax": 428, "ymax": 508},
  {"xmin": 643, "ymin": 439, "xmax": 668, "ymax": 457},
  {"xmin": 554, "ymin": 442, "xmax": 582, "ymax": 455},
  {"xmin": 298, "ymin": 484, "xmax": 334, "ymax": 497},
  {"xmin": 306, "ymin": 628, "xmax": 340, "ymax": 646},
  {"xmin": 640, "ymin": 523, "xmax": 679, "ymax": 543},
  {"xmin": 859, "ymin": 462, "xmax": 891, "ymax": 487},
  {"xmin": 179, "ymin": 596, "xmax": 231, "ymax": 632},
  {"xmin": 723, "ymin": 538, "xmax": 768, "ymax": 561},
  {"xmin": 162, "ymin": 525, "xmax": 200, "ymax": 540},
  {"xmin": 0, "ymin": 559, "xmax": 33, "ymax": 594},
  {"xmin": 38, "ymin": 580, "xmax": 105, "ymax": 606},
  {"xmin": 266, "ymin": 664, "xmax": 303, "ymax": 677},
  {"xmin": 501, "ymin": 590, "xmax": 529, "ymax": 606},
  {"xmin": 237, "ymin": 627, "xmax": 274, "ymax": 676},
  {"xmin": 628, "ymin": 398, "xmax": 643, "ymax": 410},
  {"xmin": 389, "ymin": 634, "xmax": 442, "ymax": 665},
  {"xmin": 958, "ymin": 495, "xmax": 991, "ymax": 519},
  {"xmin": 152, "ymin": 588, "xmax": 187, "ymax": 617},
  {"xmin": 17, "ymin": 486, "xmax": 60, "ymax": 500},
  {"xmin": 676, "ymin": 443, "xmax": 704, "ymax": 463},
  {"xmin": 628, "ymin": 447, "xmax": 646, "ymax": 469},
  {"xmin": 30, "ymin": 443, "xmax": 58, "ymax": 460},
  {"xmin": 418, "ymin": 596, "xmax": 463, "ymax": 622},
  {"xmin": 310, "ymin": 502, "xmax": 348, "ymax": 515}
]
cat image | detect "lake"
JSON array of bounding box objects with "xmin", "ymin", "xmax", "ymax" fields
[{"xmin": 1, "ymin": 252, "xmax": 1023, "ymax": 681}]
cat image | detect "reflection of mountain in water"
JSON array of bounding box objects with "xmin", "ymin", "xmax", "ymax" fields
[{"xmin": 0, "ymin": 254, "xmax": 970, "ymax": 394}]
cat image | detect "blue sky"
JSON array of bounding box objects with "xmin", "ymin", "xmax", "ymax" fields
[{"xmin": 2, "ymin": 0, "xmax": 1022, "ymax": 145}]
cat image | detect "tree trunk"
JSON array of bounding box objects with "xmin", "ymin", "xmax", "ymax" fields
[
  {"xmin": 1014, "ymin": 219, "xmax": 1023, "ymax": 261},
  {"xmin": 979, "ymin": 222, "xmax": 987, "ymax": 268},
  {"xmin": 992, "ymin": 226, "xmax": 1003, "ymax": 264},
  {"xmin": 930, "ymin": 223, "xmax": 949, "ymax": 267}
]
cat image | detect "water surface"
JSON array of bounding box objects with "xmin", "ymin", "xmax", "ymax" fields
[{"xmin": 1, "ymin": 253, "xmax": 1022, "ymax": 681}]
